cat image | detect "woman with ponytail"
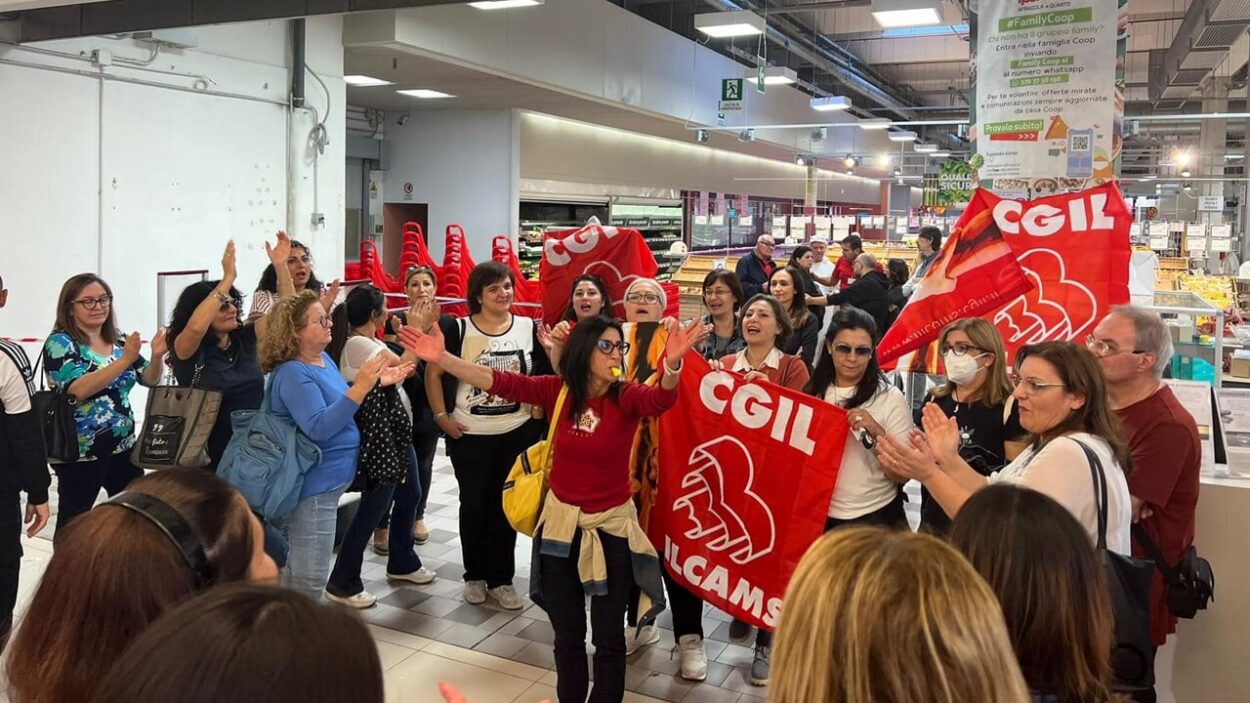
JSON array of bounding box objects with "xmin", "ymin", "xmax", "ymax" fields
[{"xmin": 323, "ymin": 285, "xmax": 435, "ymax": 608}]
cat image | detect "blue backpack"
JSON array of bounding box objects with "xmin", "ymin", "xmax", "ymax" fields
[{"xmin": 217, "ymin": 378, "xmax": 321, "ymax": 519}]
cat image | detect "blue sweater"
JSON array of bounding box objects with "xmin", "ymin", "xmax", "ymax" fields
[{"xmin": 269, "ymin": 354, "xmax": 360, "ymax": 499}]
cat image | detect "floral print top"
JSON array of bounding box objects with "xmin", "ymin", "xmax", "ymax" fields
[{"xmin": 43, "ymin": 332, "xmax": 148, "ymax": 462}]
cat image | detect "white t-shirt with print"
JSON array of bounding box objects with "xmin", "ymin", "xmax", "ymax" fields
[
  {"xmin": 824, "ymin": 380, "xmax": 914, "ymax": 519},
  {"xmin": 989, "ymin": 432, "xmax": 1132, "ymax": 554},
  {"xmin": 340, "ymin": 336, "xmax": 411, "ymax": 420},
  {"xmin": 452, "ymin": 316, "xmax": 539, "ymax": 435}
]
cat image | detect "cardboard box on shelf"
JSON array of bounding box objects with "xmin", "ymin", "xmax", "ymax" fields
[{"xmin": 1231, "ymin": 351, "xmax": 1250, "ymax": 379}]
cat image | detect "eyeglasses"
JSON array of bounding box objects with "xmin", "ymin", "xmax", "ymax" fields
[
  {"xmin": 626, "ymin": 293, "xmax": 661, "ymax": 305},
  {"xmin": 302, "ymin": 315, "xmax": 333, "ymax": 329},
  {"xmin": 833, "ymin": 344, "xmax": 874, "ymax": 358},
  {"xmin": 704, "ymin": 287, "xmax": 733, "ymax": 298},
  {"xmin": 940, "ymin": 342, "xmax": 984, "ymax": 357},
  {"xmin": 1009, "ymin": 373, "xmax": 1065, "ymax": 395},
  {"xmin": 595, "ymin": 339, "xmax": 631, "ymax": 355},
  {"xmin": 759, "ymin": 241, "xmax": 776, "ymax": 249},
  {"xmin": 219, "ymin": 298, "xmax": 242, "ymax": 312},
  {"xmin": 1084, "ymin": 335, "xmax": 1146, "ymax": 359},
  {"xmin": 72, "ymin": 296, "xmax": 113, "ymax": 310}
]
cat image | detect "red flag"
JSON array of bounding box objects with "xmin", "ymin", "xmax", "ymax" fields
[
  {"xmin": 882, "ymin": 183, "xmax": 1133, "ymax": 369},
  {"xmin": 539, "ymin": 224, "xmax": 659, "ymax": 326},
  {"xmin": 653, "ymin": 354, "xmax": 847, "ymax": 631}
]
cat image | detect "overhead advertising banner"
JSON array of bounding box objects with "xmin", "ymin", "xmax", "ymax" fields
[
  {"xmin": 652, "ymin": 354, "xmax": 846, "ymax": 631},
  {"xmin": 971, "ymin": 0, "xmax": 1127, "ymax": 191}
]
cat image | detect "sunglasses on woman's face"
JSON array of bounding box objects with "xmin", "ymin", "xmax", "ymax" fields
[
  {"xmin": 833, "ymin": 344, "xmax": 874, "ymax": 358},
  {"xmin": 595, "ymin": 340, "xmax": 631, "ymax": 355}
]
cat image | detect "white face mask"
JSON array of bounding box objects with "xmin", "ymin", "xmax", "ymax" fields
[{"xmin": 943, "ymin": 351, "xmax": 986, "ymax": 386}]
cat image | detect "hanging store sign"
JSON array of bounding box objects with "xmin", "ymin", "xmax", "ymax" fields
[
  {"xmin": 971, "ymin": 0, "xmax": 1126, "ymax": 189},
  {"xmin": 1198, "ymin": 196, "xmax": 1224, "ymax": 212},
  {"xmin": 720, "ymin": 79, "xmax": 744, "ymax": 112}
]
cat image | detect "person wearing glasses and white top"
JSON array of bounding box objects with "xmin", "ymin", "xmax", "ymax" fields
[
  {"xmin": 880, "ymin": 341, "xmax": 1133, "ymax": 554},
  {"xmin": 804, "ymin": 307, "xmax": 914, "ymax": 532},
  {"xmin": 43, "ymin": 274, "xmax": 166, "ymax": 532}
]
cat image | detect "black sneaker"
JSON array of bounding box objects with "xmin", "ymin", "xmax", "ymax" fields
[{"xmin": 728, "ymin": 618, "xmax": 753, "ymax": 644}]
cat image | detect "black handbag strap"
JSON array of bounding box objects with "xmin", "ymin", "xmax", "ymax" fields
[
  {"xmin": 1131, "ymin": 523, "xmax": 1184, "ymax": 588},
  {"xmin": 1071, "ymin": 437, "xmax": 1110, "ymax": 551}
]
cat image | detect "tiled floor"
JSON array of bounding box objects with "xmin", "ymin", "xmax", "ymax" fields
[{"xmin": 15, "ymin": 442, "xmax": 770, "ymax": 703}]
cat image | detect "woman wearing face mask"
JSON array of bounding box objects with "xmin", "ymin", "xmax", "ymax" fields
[
  {"xmin": 916, "ymin": 319, "xmax": 1026, "ymax": 534},
  {"xmin": 768, "ymin": 267, "xmax": 819, "ymax": 369},
  {"xmin": 699, "ymin": 270, "xmax": 745, "ymax": 361},
  {"xmin": 563, "ymin": 275, "xmax": 610, "ymax": 323}
]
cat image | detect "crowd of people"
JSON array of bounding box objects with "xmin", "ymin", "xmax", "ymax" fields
[{"xmin": 0, "ymin": 227, "xmax": 1202, "ymax": 703}]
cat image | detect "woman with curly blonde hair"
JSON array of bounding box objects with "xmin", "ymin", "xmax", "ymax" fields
[
  {"xmin": 770, "ymin": 527, "xmax": 1030, "ymax": 703},
  {"xmin": 257, "ymin": 291, "xmax": 412, "ymax": 602}
]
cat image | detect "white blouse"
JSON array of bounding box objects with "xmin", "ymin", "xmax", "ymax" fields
[{"xmin": 824, "ymin": 381, "xmax": 914, "ymax": 519}]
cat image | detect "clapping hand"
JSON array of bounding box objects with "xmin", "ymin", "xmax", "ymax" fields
[
  {"xmin": 265, "ymin": 231, "xmax": 292, "ymax": 268},
  {"xmin": 662, "ymin": 319, "xmax": 713, "ymax": 368},
  {"xmin": 877, "ymin": 430, "xmax": 939, "ymax": 482},
  {"xmin": 221, "ymin": 240, "xmax": 238, "ymax": 282},
  {"xmin": 379, "ymin": 362, "xmax": 415, "ymax": 387},
  {"xmin": 319, "ymin": 279, "xmax": 341, "ymax": 312},
  {"xmin": 149, "ymin": 328, "xmax": 169, "ymax": 359},
  {"xmin": 398, "ymin": 324, "xmax": 447, "ymax": 364},
  {"xmin": 120, "ymin": 331, "xmax": 142, "ymax": 364},
  {"xmin": 920, "ymin": 403, "xmax": 962, "ymax": 464},
  {"xmin": 354, "ymin": 355, "xmax": 386, "ymax": 390}
]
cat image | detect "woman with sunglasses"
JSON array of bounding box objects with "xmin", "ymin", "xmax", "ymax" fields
[
  {"xmin": 167, "ymin": 235, "xmax": 294, "ymax": 470},
  {"xmin": 768, "ymin": 267, "xmax": 819, "ymax": 369},
  {"xmin": 805, "ymin": 308, "xmax": 913, "ymax": 531},
  {"xmin": 699, "ymin": 269, "xmax": 745, "ymax": 361},
  {"xmin": 257, "ymin": 291, "xmax": 411, "ymax": 602},
  {"xmin": 879, "ymin": 341, "xmax": 1133, "ymax": 553},
  {"xmin": 400, "ymin": 314, "xmax": 708, "ymax": 703},
  {"xmin": 912, "ymin": 318, "xmax": 1027, "ymax": 534},
  {"xmin": 43, "ymin": 274, "xmax": 168, "ymax": 531}
]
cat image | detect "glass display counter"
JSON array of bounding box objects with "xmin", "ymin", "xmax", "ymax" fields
[{"xmin": 1146, "ymin": 290, "xmax": 1225, "ymax": 386}]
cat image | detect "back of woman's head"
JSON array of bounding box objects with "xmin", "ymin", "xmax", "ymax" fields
[
  {"xmin": 257, "ymin": 290, "xmax": 319, "ymax": 372},
  {"xmin": 90, "ymin": 584, "xmax": 383, "ymax": 703},
  {"xmin": 7, "ymin": 470, "xmax": 257, "ymax": 703},
  {"xmin": 887, "ymin": 258, "xmax": 910, "ymax": 287},
  {"xmin": 328, "ymin": 284, "xmax": 386, "ymax": 363},
  {"xmin": 771, "ymin": 527, "xmax": 1029, "ymax": 703},
  {"xmin": 950, "ymin": 485, "xmax": 1115, "ymax": 703}
]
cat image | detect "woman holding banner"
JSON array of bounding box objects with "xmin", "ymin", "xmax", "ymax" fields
[{"xmin": 399, "ymin": 314, "xmax": 709, "ymax": 703}]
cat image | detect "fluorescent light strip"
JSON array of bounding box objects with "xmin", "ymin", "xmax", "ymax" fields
[
  {"xmin": 344, "ymin": 75, "xmax": 393, "ymax": 87},
  {"xmin": 860, "ymin": 118, "xmax": 892, "ymax": 130},
  {"xmin": 694, "ymin": 10, "xmax": 766, "ymax": 38},
  {"xmin": 397, "ymin": 89, "xmax": 455, "ymax": 99},
  {"xmin": 469, "ymin": 0, "xmax": 543, "ymax": 9},
  {"xmin": 811, "ymin": 96, "xmax": 851, "ymax": 112},
  {"xmin": 746, "ymin": 66, "xmax": 798, "ymax": 85}
]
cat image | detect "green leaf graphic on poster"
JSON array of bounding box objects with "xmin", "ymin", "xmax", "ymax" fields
[{"xmin": 924, "ymin": 161, "xmax": 976, "ymax": 207}]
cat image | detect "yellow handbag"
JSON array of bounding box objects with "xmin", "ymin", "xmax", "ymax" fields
[{"xmin": 502, "ymin": 385, "xmax": 569, "ymax": 537}]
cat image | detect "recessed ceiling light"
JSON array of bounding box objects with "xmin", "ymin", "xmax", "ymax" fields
[
  {"xmin": 871, "ymin": 0, "xmax": 943, "ymax": 28},
  {"xmin": 469, "ymin": 0, "xmax": 543, "ymax": 9},
  {"xmin": 746, "ymin": 66, "xmax": 798, "ymax": 85},
  {"xmin": 860, "ymin": 118, "xmax": 891, "ymax": 130},
  {"xmin": 888, "ymin": 130, "xmax": 918, "ymax": 142},
  {"xmin": 694, "ymin": 10, "xmax": 766, "ymax": 38},
  {"xmin": 914, "ymin": 142, "xmax": 937, "ymax": 153},
  {"xmin": 397, "ymin": 89, "xmax": 455, "ymax": 99},
  {"xmin": 930, "ymin": 151, "xmax": 951, "ymax": 157},
  {"xmin": 344, "ymin": 75, "xmax": 393, "ymax": 87},
  {"xmin": 811, "ymin": 96, "xmax": 851, "ymax": 112}
]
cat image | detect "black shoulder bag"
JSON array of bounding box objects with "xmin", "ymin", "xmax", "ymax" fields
[
  {"xmin": 1072, "ymin": 438, "xmax": 1156, "ymax": 693},
  {"xmin": 1131, "ymin": 523, "xmax": 1214, "ymax": 619},
  {"xmin": 31, "ymin": 351, "xmax": 79, "ymax": 463}
]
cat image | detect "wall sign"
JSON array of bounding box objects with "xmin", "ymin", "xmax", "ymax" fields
[
  {"xmin": 1198, "ymin": 195, "xmax": 1223, "ymax": 212},
  {"xmin": 720, "ymin": 79, "xmax": 743, "ymax": 112}
]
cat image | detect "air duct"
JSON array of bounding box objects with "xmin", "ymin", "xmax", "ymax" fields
[{"xmin": 1148, "ymin": 0, "xmax": 1250, "ymax": 107}]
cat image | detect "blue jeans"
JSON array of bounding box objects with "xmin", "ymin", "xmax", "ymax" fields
[
  {"xmin": 327, "ymin": 446, "xmax": 423, "ymax": 597},
  {"xmin": 274, "ymin": 484, "xmax": 348, "ymax": 602}
]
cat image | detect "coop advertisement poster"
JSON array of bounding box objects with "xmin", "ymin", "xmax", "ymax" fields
[{"xmin": 972, "ymin": 0, "xmax": 1126, "ymax": 190}]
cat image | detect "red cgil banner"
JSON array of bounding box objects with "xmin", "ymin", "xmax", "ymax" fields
[
  {"xmin": 882, "ymin": 183, "xmax": 1133, "ymax": 370},
  {"xmin": 539, "ymin": 224, "xmax": 666, "ymax": 326},
  {"xmin": 652, "ymin": 354, "xmax": 847, "ymax": 631}
]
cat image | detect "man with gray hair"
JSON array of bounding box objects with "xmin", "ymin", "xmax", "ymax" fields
[
  {"xmin": 806, "ymin": 252, "xmax": 891, "ymax": 337},
  {"xmin": 1088, "ymin": 305, "xmax": 1200, "ymax": 696}
]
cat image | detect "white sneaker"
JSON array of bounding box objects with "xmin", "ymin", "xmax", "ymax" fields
[
  {"xmin": 325, "ymin": 589, "xmax": 377, "ymax": 609},
  {"xmin": 487, "ymin": 585, "xmax": 525, "ymax": 611},
  {"xmin": 625, "ymin": 625, "xmax": 660, "ymax": 656},
  {"xmin": 677, "ymin": 634, "xmax": 708, "ymax": 681},
  {"xmin": 387, "ymin": 567, "xmax": 437, "ymax": 585},
  {"xmin": 464, "ymin": 580, "xmax": 488, "ymax": 605}
]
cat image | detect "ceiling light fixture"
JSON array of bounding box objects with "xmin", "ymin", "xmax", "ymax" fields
[
  {"xmin": 870, "ymin": 0, "xmax": 943, "ymax": 29},
  {"xmin": 746, "ymin": 66, "xmax": 798, "ymax": 85},
  {"xmin": 694, "ymin": 10, "xmax": 766, "ymax": 38},
  {"xmin": 860, "ymin": 118, "xmax": 892, "ymax": 130},
  {"xmin": 888, "ymin": 130, "xmax": 918, "ymax": 142},
  {"xmin": 469, "ymin": 0, "xmax": 544, "ymax": 9},
  {"xmin": 344, "ymin": 75, "xmax": 393, "ymax": 87},
  {"xmin": 913, "ymin": 142, "xmax": 937, "ymax": 153},
  {"xmin": 877, "ymin": 153, "xmax": 891, "ymax": 166},
  {"xmin": 1181, "ymin": 169, "xmax": 1192, "ymax": 178},
  {"xmin": 930, "ymin": 151, "xmax": 950, "ymax": 157},
  {"xmin": 810, "ymin": 96, "xmax": 851, "ymax": 112},
  {"xmin": 1175, "ymin": 150, "xmax": 1192, "ymax": 167},
  {"xmin": 397, "ymin": 89, "xmax": 455, "ymax": 99}
]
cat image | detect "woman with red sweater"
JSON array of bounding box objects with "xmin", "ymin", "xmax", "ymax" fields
[{"xmin": 400, "ymin": 313, "xmax": 708, "ymax": 703}]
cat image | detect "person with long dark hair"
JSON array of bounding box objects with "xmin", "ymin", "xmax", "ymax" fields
[
  {"xmin": 248, "ymin": 238, "xmax": 337, "ymax": 322},
  {"xmin": 400, "ymin": 314, "xmax": 708, "ymax": 703},
  {"xmin": 885, "ymin": 258, "xmax": 910, "ymax": 331},
  {"xmin": 767, "ymin": 267, "xmax": 819, "ymax": 368},
  {"xmin": 699, "ymin": 269, "xmax": 745, "ymax": 361},
  {"xmin": 6, "ymin": 470, "xmax": 277, "ymax": 703},
  {"xmin": 880, "ymin": 341, "xmax": 1133, "ymax": 552},
  {"xmin": 323, "ymin": 285, "xmax": 434, "ymax": 608},
  {"xmin": 563, "ymin": 274, "xmax": 610, "ymax": 322},
  {"xmin": 787, "ymin": 245, "xmax": 824, "ymax": 319},
  {"xmin": 424, "ymin": 262, "xmax": 552, "ymax": 610},
  {"xmin": 167, "ymin": 235, "xmax": 293, "ymax": 469},
  {"xmin": 90, "ymin": 584, "xmax": 384, "ymax": 703},
  {"xmin": 951, "ymin": 485, "xmax": 1117, "ymax": 703},
  {"xmin": 43, "ymin": 274, "xmax": 167, "ymax": 531}
]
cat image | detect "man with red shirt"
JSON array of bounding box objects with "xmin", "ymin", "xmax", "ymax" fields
[
  {"xmin": 832, "ymin": 234, "xmax": 863, "ymax": 291},
  {"xmin": 1089, "ymin": 305, "xmax": 1200, "ymax": 703}
]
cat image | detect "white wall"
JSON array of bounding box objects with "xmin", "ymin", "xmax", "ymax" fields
[
  {"xmin": 384, "ymin": 109, "xmax": 519, "ymax": 260},
  {"xmin": 0, "ymin": 17, "xmax": 345, "ymax": 347}
]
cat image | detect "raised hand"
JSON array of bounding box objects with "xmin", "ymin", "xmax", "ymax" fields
[
  {"xmin": 380, "ymin": 362, "xmax": 415, "ymax": 387},
  {"xmin": 398, "ymin": 324, "xmax": 447, "ymax": 363},
  {"xmin": 663, "ymin": 319, "xmax": 713, "ymax": 366},
  {"xmin": 221, "ymin": 240, "xmax": 238, "ymax": 283},
  {"xmin": 121, "ymin": 331, "xmax": 142, "ymax": 363},
  {"xmin": 410, "ymin": 296, "xmax": 439, "ymax": 333},
  {"xmin": 536, "ymin": 322, "xmax": 556, "ymax": 355},
  {"xmin": 149, "ymin": 328, "xmax": 169, "ymax": 359},
  {"xmin": 319, "ymin": 279, "xmax": 341, "ymax": 313},
  {"xmin": 920, "ymin": 402, "xmax": 962, "ymax": 463},
  {"xmin": 265, "ymin": 230, "xmax": 292, "ymax": 267}
]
